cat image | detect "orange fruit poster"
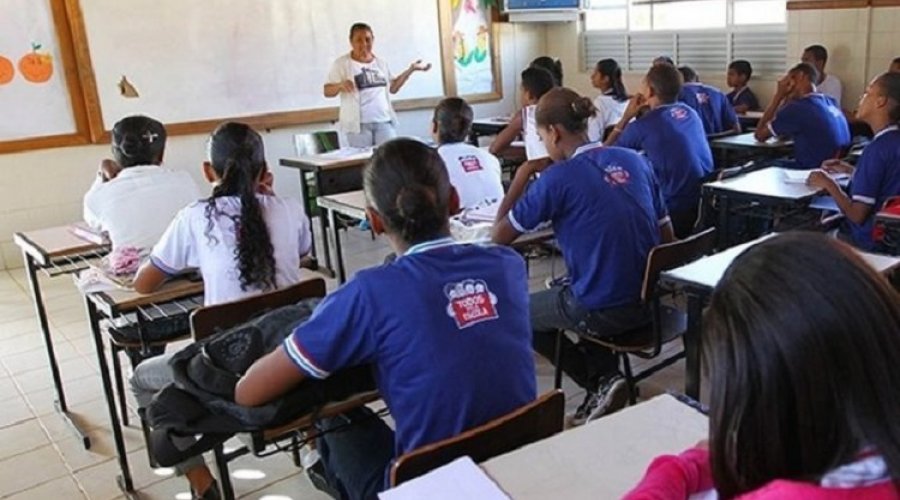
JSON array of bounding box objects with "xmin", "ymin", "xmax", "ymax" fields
[{"xmin": 18, "ymin": 42, "xmax": 53, "ymax": 84}]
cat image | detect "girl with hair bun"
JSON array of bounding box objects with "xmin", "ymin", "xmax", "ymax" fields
[
  {"xmin": 588, "ymin": 58, "xmax": 629, "ymax": 142},
  {"xmin": 494, "ymin": 87, "xmax": 674, "ymax": 426}
]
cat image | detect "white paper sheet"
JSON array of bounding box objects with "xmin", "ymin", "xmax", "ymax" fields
[{"xmin": 379, "ymin": 456, "xmax": 510, "ymax": 500}]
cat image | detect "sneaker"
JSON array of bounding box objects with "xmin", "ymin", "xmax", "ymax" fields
[
  {"xmin": 568, "ymin": 391, "xmax": 601, "ymax": 427},
  {"xmin": 306, "ymin": 458, "xmax": 341, "ymax": 499},
  {"xmin": 544, "ymin": 275, "xmax": 570, "ymax": 289},
  {"xmin": 568, "ymin": 375, "xmax": 629, "ymax": 427}
]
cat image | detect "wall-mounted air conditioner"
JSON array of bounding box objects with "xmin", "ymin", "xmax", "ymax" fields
[{"xmin": 504, "ymin": 0, "xmax": 582, "ymax": 22}]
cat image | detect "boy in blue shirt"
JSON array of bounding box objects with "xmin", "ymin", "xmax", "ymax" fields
[
  {"xmin": 677, "ymin": 65, "xmax": 741, "ymax": 135},
  {"xmin": 726, "ymin": 60, "xmax": 760, "ymax": 114},
  {"xmin": 606, "ymin": 63, "xmax": 713, "ymax": 238},
  {"xmin": 494, "ymin": 88, "xmax": 674, "ymax": 426},
  {"xmin": 755, "ymin": 63, "xmax": 851, "ymax": 169},
  {"xmin": 236, "ymin": 139, "xmax": 536, "ymax": 499}
]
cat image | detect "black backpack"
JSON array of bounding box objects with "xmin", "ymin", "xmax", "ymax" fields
[{"xmin": 146, "ymin": 299, "xmax": 376, "ymax": 466}]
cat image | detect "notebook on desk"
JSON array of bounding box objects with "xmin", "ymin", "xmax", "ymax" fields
[
  {"xmin": 68, "ymin": 222, "xmax": 109, "ymax": 245},
  {"xmin": 782, "ymin": 170, "xmax": 849, "ymax": 185}
]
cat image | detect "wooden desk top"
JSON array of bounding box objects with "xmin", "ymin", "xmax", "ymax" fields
[
  {"xmin": 13, "ymin": 225, "xmax": 108, "ymax": 267},
  {"xmin": 88, "ymin": 278, "xmax": 204, "ymax": 318},
  {"xmin": 662, "ymin": 233, "xmax": 900, "ymax": 291},
  {"xmin": 704, "ymin": 167, "xmax": 822, "ymax": 201},
  {"xmin": 279, "ymin": 148, "xmax": 373, "ymax": 171},
  {"xmin": 317, "ymin": 190, "xmax": 368, "ymax": 221},
  {"xmin": 482, "ymin": 395, "xmax": 707, "ymax": 499},
  {"xmin": 711, "ymin": 132, "xmax": 792, "ymax": 150}
]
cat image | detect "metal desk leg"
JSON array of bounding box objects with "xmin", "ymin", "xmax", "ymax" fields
[
  {"xmin": 298, "ymin": 171, "xmax": 318, "ymax": 262},
  {"xmin": 314, "ymin": 171, "xmax": 334, "ymax": 276},
  {"xmin": 23, "ymin": 251, "xmax": 91, "ymax": 449},
  {"xmin": 328, "ymin": 207, "xmax": 347, "ymax": 284},
  {"xmin": 684, "ymin": 293, "xmax": 704, "ymax": 400},
  {"xmin": 717, "ymin": 193, "xmax": 732, "ymax": 249},
  {"xmin": 85, "ymin": 297, "xmax": 135, "ymax": 496}
]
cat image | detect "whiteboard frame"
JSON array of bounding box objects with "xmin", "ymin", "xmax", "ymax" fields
[{"xmin": 0, "ymin": 0, "xmax": 97, "ymax": 154}]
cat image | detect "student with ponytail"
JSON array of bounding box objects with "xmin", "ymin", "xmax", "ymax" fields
[
  {"xmin": 494, "ymin": 88, "xmax": 674, "ymax": 426},
  {"xmin": 808, "ymin": 72, "xmax": 900, "ymax": 251},
  {"xmin": 129, "ymin": 122, "xmax": 312, "ymax": 499},
  {"xmin": 234, "ymin": 138, "xmax": 536, "ymax": 499},
  {"xmin": 587, "ymin": 58, "xmax": 629, "ymax": 142}
]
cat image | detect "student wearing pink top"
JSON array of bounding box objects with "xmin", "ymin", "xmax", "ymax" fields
[{"xmin": 625, "ymin": 232, "xmax": 900, "ymax": 500}]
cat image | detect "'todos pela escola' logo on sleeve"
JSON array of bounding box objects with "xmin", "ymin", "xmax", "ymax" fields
[{"xmin": 444, "ymin": 279, "xmax": 499, "ymax": 329}]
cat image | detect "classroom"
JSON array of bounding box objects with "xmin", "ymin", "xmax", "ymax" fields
[{"xmin": 1, "ymin": 0, "xmax": 900, "ymax": 499}]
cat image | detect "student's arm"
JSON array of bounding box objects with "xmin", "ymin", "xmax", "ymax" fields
[
  {"xmin": 494, "ymin": 158, "xmax": 552, "ymax": 224},
  {"xmin": 235, "ymin": 346, "xmax": 306, "ymax": 407},
  {"xmin": 806, "ymin": 171, "xmax": 871, "ymax": 224},
  {"xmin": 733, "ymin": 103, "xmax": 750, "ymax": 115},
  {"xmin": 132, "ymin": 263, "xmax": 169, "ymax": 294},
  {"xmin": 649, "ymin": 166, "xmax": 676, "ymax": 243},
  {"xmin": 754, "ymin": 76, "xmax": 791, "ymax": 141},
  {"xmin": 133, "ymin": 207, "xmax": 196, "ymax": 294},
  {"xmin": 622, "ymin": 447, "xmax": 714, "ymax": 500},
  {"xmin": 660, "ymin": 222, "xmax": 676, "ymax": 244},
  {"xmin": 390, "ymin": 60, "xmax": 432, "ymax": 94},
  {"xmin": 323, "ymin": 59, "xmax": 353, "ymax": 98},
  {"xmin": 604, "ymin": 93, "xmax": 646, "ymax": 147},
  {"xmin": 488, "ymin": 111, "xmax": 524, "ymax": 155},
  {"xmin": 492, "ymin": 166, "xmax": 555, "ymax": 245}
]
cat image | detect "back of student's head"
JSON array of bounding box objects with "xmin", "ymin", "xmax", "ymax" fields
[
  {"xmin": 535, "ymin": 87, "xmax": 596, "ymax": 134},
  {"xmin": 521, "ymin": 67, "xmax": 556, "ymax": 101},
  {"xmin": 595, "ymin": 58, "xmax": 628, "ymax": 102},
  {"xmin": 111, "ymin": 115, "xmax": 167, "ymax": 168},
  {"xmin": 703, "ymin": 232, "xmax": 900, "ymax": 497},
  {"xmin": 206, "ymin": 122, "xmax": 276, "ymax": 291},
  {"xmin": 874, "ymin": 71, "xmax": 900, "ymax": 123},
  {"xmin": 364, "ymin": 138, "xmax": 451, "ymax": 245},
  {"xmin": 728, "ymin": 60, "xmax": 753, "ymax": 80},
  {"xmin": 433, "ymin": 97, "xmax": 473, "ymax": 144},
  {"xmin": 892, "ymin": 56, "xmax": 900, "ymax": 72},
  {"xmin": 803, "ymin": 44, "xmax": 828, "ymax": 64},
  {"xmin": 677, "ymin": 65, "xmax": 699, "ymax": 83},
  {"xmin": 789, "ymin": 62, "xmax": 819, "ymax": 86},
  {"xmin": 646, "ymin": 64, "xmax": 683, "ymax": 103},
  {"xmin": 652, "ymin": 55, "xmax": 674, "ymax": 67},
  {"xmin": 530, "ymin": 56, "xmax": 563, "ymax": 86}
]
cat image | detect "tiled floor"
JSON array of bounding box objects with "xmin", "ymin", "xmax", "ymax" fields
[{"xmin": 0, "ymin": 224, "xmax": 687, "ymax": 499}]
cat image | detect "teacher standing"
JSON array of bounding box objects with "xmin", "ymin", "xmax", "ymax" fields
[{"xmin": 324, "ymin": 23, "xmax": 432, "ymax": 148}]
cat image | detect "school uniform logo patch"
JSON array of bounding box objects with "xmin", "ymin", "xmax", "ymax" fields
[
  {"xmin": 696, "ymin": 92, "xmax": 710, "ymax": 105},
  {"xmin": 459, "ymin": 155, "xmax": 484, "ymax": 173},
  {"xmin": 670, "ymin": 107, "xmax": 689, "ymax": 121},
  {"xmin": 604, "ymin": 165, "xmax": 631, "ymax": 186},
  {"xmin": 444, "ymin": 279, "xmax": 499, "ymax": 329}
]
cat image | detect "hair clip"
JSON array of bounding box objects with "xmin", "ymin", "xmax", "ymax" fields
[{"xmin": 143, "ymin": 130, "xmax": 159, "ymax": 143}]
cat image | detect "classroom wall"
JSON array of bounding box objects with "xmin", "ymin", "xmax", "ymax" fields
[{"xmin": 0, "ymin": 23, "xmax": 547, "ymax": 270}]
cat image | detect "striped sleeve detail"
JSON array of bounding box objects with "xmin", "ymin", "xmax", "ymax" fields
[
  {"xmin": 852, "ymin": 194, "xmax": 876, "ymax": 205},
  {"xmin": 658, "ymin": 215, "xmax": 672, "ymax": 227},
  {"xmin": 508, "ymin": 210, "xmax": 529, "ymax": 233},
  {"xmin": 282, "ymin": 336, "xmax": 330, "ymax": 379},
  {"xmin": 149, "ymin": 254, "xmax": 180, "ymax": 276}
]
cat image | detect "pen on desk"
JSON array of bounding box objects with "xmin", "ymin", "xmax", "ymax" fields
[{"xmin": 667, "ymin": 390, "xmax": 709, "ymax": 415}]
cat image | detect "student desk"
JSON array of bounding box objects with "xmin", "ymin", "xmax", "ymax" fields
[
  {"xmin": 82, "ymin": 279, "xmax": 204, "ymax": 497},
  {"xmin": 469, "ymin": 116, "xmax": 510, "ymax": 145},
  {"xmin": 710, "ymin": 132, "xmax": 793, "ymax": 170},
  {"xmin": 13, "ymin": 226, "xmax": 110, "ymax": 449},
  {"xmin": 661, "ymin": 234, "xmax": 900, "ymax": 399},
  {"xmin": 737, "ymin": 110, "xmax": 763, "ymax": 130},
  {"xmin": 703, "ymin": 166, "xmax": 823, "ymax": 248},
  {"xmin": 480, "ymin": 394, "xmax": 707, "ymax": 499},
  {"xmin": 280, "ymin": 149, "xmax": 373, "ymax": 279}
]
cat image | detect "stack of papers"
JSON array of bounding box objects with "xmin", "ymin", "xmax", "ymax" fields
[
  {"xmin": 378, "ymin": 456, "xmax": 510, "ymax": 500},
  {"xmin": 782, "ymin": 170, "xmax": 850, "ymax": 184}
]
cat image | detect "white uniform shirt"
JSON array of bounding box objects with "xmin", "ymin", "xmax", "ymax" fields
[
  {"xmin": 588, "ymin": 92, "xmax": 628, "ymax": 143},
  {"xmin": 523, "ymin": 105, "xmax": 549, "ymax": 160},
  {"xmin": 83, "ymin": 165, "xmax": 201, "ymax": 252},
  {"xmin": 437, "ymin": 142, "xmax": 504, "ymax": 209},
  {"xmin": 149, "ymin": 195, "xmax": 312, "ymax": 305},
  {"xmin": 818, "ymin": 74, "xmax": 843, "ymax": 106}
]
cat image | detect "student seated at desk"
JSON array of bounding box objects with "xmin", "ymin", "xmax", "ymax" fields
[
  {"xmin": 432, "ymin": 97, "xmax": 504, "ymax": 210},
  {"xmin": 488, "ymin": 66, "xmax": 556, "ymax": 161},
  {"xmin": 606, "ymin": 64, "xmax": 713, "ymax": 238},
  {"xmin": 726, "ymin": 60, "xmax": 760, "ymax": 114},
  {"xmin": 625, "ymin": 233, "xmax": 900, "ymax": 499},
  {"xmin": 493, "ymin": 88, "xmax": 674, "ymax": 426},
  {"xmin": 234, "ymin": 139, "xmax": 536, "ymax": 499},
  {"xmin": 129, "ymin": 122, "xmax": 312, "ymax": 499},
  {"xmin": 677, "ymin": 65, "xmax": 741, "ymax": 135},
  {"xmin": 83, "ymin": 115, "xmax": 201, "ymax": 251},
  {"xmin": 587, "ymin": 58, "xmax": 629, "ymax": 143},
  {"xmin": 802, "ymin": 44, "xmax": 843, "ymax": 104},
  {"xmin": 530, "ymin": 55, "xmax": 564, "ymax": 87},
  {"xmin": 755, "ymin": 63, "xmax": 851, "ymax": 169},
  {"xmin": 807, "ymin": 72, "xmax": 900, "ymax": 251}
]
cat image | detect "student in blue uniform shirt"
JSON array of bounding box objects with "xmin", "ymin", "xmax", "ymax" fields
[
  {"xmin": 235, "ymin": 138, "xmax": 536, "ymax": 500},
  {"xmin": 755, "ymin": 63, "xmax": 851, "ymax": 169},
  {"xmin": 493, "ymin": 87, "xmax": 675, "ymax": 426},
  {"xmin": 726, "ymin": 60, "xmax": 760, "ymax": 114},
  {"xmin": 605, "ymin": 63, "xmax": 714, "ymax": 238},
  {"xmin": 808, "ymin": 72, "xmax": 900, "ymax": 251},
  {"xmin": 677, "ymin": 65, "xmax": 741, "ymax": 135}
]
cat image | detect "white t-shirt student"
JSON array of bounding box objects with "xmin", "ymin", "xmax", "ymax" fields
[
  {"xmin": 83, "ymin": 165, "xmax": 201, "ymax": 252},
  {"xmin": 327, "ymin": 54, "xmax": 398, "ymax": 135},
  {"xmin": 437, "ymin": 143, "xmax": 504, "ymax": 209},
  {"xmin": 523, "ymin": 105, "xmax": 549, "ymax": 160},
  {"xmin": 149, "ymin": 195, "xmax": 312, "ymax": 305},
  {"xmin": 587, "ymin": 92, "xmax": 628, "ymax": 143},
  {"xmin": 818, "ymin": 74, "xmax": 843, "ymax": 105}
]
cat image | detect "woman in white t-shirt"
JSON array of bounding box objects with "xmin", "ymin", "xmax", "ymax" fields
[
  {"xmin": 324, "ymin": 23, "xmax": 432, "ymax": 148},
  {"xmin": 129, "ymin": 122, "xmax": 312, "ymax": 499},
  {"xmin": 587, "ymin": 58, "xmax": 630, "ymax": 143},
  {"xmin": 433, "ymin": 97, "xmax": 504, "ymax": 210}
]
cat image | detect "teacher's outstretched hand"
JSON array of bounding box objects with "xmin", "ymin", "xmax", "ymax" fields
[{"xmin": 324, "ymin": 22, "xmax": 432, "ymax": 148}]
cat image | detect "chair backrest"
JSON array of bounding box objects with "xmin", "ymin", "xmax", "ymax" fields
[
  {"xmin": 389, "ymin": 390, "xmax": 565, "ymax": 487},
  {"xmin": 641, "ymin": 228, "xmax": 716, "ymax": 302},
  {"xmin": 190, "ymin": 278, "xmax": 327, "ymax": 341},
  {"xmin": 293, "ymin": 131, "xmax": 340, "ymax": 156}
]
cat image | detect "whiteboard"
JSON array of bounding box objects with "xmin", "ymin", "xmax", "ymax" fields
[
  {"xmin": 0, "ymin": 0, "xmax": 78, "ymax": 141},
  {"xmin": 79, "ymin": 0, "xmax": 447, "ymax": 129}
]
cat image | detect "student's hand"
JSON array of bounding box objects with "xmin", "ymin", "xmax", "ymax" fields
[
  {"xmin": 694, "ymin": 439, "xmax": 709, "ymax": 450},
  {"xmin": 821, "ymin": 158, "xmax": 854, "ymax": 175},
  {"xmin": 734, "ymin": 104, "xmax": 750, "ymax": 115},
  {"xmin": 807, "ymin": 170, "xmax": 838, "ymax": 192},
  {"xmin": 409, "ymin": 59, "xmax": 432, "ymax": 72},
  {"xmin": 623, "ymin": 93, "xmax": 647, "ymax": 121},
  {"xmin": 257, "ymin": 171, "xmax": 275, "ymax": 195},
  {"xmin": 98, "ymin": 158, "xmax": 121, "ymax": 182},
  {"xmin": 339, "ymin": 80, "xmax": 355, "ymax": 93},
  {"xmin": 775, "ymin": 74, "xmax": 793, "ymax": 97}
]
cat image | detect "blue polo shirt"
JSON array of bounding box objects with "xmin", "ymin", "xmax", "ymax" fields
[
  {"xmin": 509, "ymin": 144, "xmax": 668, "ymax": 311},
  {"xmin": 843, "ymin": 126, "xmax": 900, "ymax": 250},
  {"xmin": 770, "ymin": 93, "xmax": 850, "ymax": 169},
  {"xmin": 283, "ymin": 239, "xmax": 536, "ymax": 456},
  {"xmin": 727, "ymin": 86, "xmax": 759, "ymax": 111},
  {"xmin": 679, "ymin": 83, "xmax": 739, "ymax": 134},
  {"xmin": 615, "ymin": 103, "xmax": 713, "ymax": 214}
]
